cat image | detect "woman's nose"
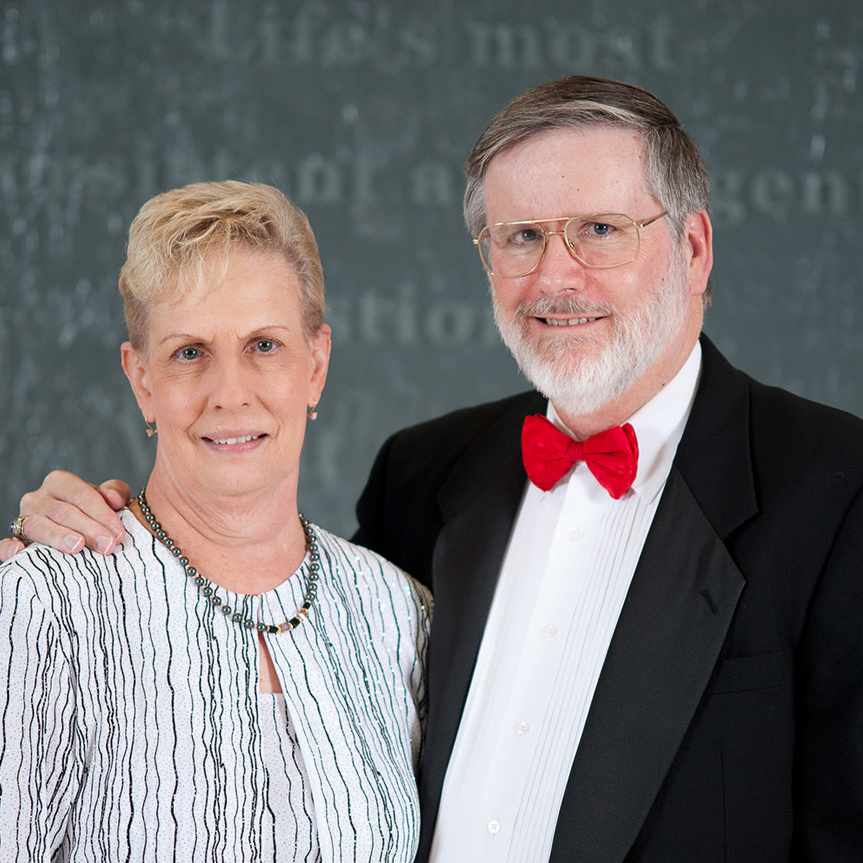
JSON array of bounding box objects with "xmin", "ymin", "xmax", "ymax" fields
[{"xmin": 210, "ymin": 356, "xmax": 253, "ymax": 409}]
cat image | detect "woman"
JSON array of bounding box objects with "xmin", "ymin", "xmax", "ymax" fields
[{"xmin": 0, "ymin": 181, "xmax": 431, "ymax": 861}]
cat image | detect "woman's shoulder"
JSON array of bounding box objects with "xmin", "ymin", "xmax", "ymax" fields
[
  {"xmin": 312, "ymin": 525, "xmax": 416, "ymax": 580},
  {"xmin": 0, "ymin": 541, "xmax": 109, "ymax": 640},
  {"xmin": 0, "ymin": 510, "xmax": 152, "ymax": 608},
  {"xmin": 313, "ymin": 525, "xmax": 433, "ymax": 610},
  {"xmin": 2, "ymin": 536, "xmax": 107, "ymax": 594}
]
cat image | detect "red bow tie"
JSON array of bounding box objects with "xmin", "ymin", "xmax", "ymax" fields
[{"xmin": 521, "ymin": 414, "xmax": 639, "ymax": 499}]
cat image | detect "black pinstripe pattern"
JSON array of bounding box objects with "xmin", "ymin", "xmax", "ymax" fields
[{"xmin": 0, "ymin": 511, "xmax": 431, "ymax": 862}]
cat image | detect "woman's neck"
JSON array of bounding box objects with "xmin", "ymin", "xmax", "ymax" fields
[{"xmin": 130, "ymin": 469, "xmax": 308, "ymax": 596}]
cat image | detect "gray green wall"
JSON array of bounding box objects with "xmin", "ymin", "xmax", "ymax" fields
[{"xmin": 2, "ymin": 0, "xmax": 861, "ymax": 534}]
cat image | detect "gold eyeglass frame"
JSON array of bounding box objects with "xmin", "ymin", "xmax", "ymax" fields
[{"xmin": 473, "ymin": 211, "xmax": 668, "ymax": 277}]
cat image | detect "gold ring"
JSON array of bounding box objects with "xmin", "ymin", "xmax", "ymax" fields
[{"xmin": 9, "ymin": 514, "xmax": 31, "ymax": 544}]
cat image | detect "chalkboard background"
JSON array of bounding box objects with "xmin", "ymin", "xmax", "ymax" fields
[{"xmin": 2, "ymin": 0, "xmax": 861, "ymax": 536}]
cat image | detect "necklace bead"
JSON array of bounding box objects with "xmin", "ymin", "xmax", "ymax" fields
[{"xmin": 136, "ymin": 487, "xmax": 319, "ymax": 634}]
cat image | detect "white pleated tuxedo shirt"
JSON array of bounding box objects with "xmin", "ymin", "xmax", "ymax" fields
[
  {"xmin": 0, "ymin": 513, "xmax": 431, "ymax": 863},
  {"xmin": 429, "ymin": 342, "xmax": 702, "ymax": 863}
]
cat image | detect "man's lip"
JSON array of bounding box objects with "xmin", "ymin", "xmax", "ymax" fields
[{"xmin": 536, "ymin": 315, "xmax": 603, "ymax": 327}]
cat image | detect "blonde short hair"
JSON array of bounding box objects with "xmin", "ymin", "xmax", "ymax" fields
[{"xmin": 119, "ymin": 181, "xmax": 325, "ymax": 350}]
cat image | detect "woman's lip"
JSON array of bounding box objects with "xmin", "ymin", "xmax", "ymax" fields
[{"xmin": 203, "ymin": 433, "xmax": 266, "ymax": 446}]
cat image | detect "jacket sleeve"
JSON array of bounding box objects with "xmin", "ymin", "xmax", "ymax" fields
[
  {"xmin": 352, "ymin": 433, "xmax": 397, "ymax": 557},
  {"xmin": 352, "ymin": 430, "xmax": 440, "ymax": 589},
  {"xmin": 797, "ymin": 486, "xmax": 863, "ymax": 860},
  {"xmin": 0, "ymin": 561, "xmax": 82, "ymax": 858}
]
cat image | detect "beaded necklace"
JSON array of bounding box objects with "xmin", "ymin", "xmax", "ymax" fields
[{"xmin": 136, "ymin": 487, "xmax": 319, "ymax": 634}]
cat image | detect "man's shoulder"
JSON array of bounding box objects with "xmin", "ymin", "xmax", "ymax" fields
[
  {"xmin": 391, "ymin": 390, "xmax": 544, "ymax": 446},
  {"xmin": 746, "ymin": 377, "xmax": 863, "ymax": 479},
  {"xmin": 699, "ymin": 334, "xmax": 863, "ymax": 444},
  {"xmin": 690, "ymin": 337, "xmax": 863, "ymax": 506},
  {"xmin": 753, "ymin": 377, "xmax": 862, "ymax": 427},
  {"xmin": 355, "ymin": 391, "xmax": 544, "ymax": 578},
  {"xmin": 704, "ymin": 337, "xmax": 863, "ymax": 449},
  {"xmin": 380, "ymin": 390, "xmax": 544, "ymax": 471}
]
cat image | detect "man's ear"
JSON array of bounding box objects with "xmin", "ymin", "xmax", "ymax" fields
[{"xmin": 683, "ymin": 209, "xmax": 713, "ymax": 298}]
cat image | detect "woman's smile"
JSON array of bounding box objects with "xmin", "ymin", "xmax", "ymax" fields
[
  {"xmin": 205, "ymin": 432, "xmax": 264, "ymax": 444},
  {"xmin": 202, "ymin": 431, "xmax": 268, "ymax": 451}
]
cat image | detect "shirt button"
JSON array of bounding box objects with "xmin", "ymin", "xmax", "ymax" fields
[
  {"xmin": 540, "ymin": 624, "xmax": 558, "ymax": 639},
  {"xmin": 569, "ymin": 527, "xmax": 584, "ymax": 542},
  {"xmin": 515, "ymin": 721, "xmax": 530, "ymax": 736},
  {"xmin": 487, "ymin": 819, "xmax": 502, "ymax": 835}
]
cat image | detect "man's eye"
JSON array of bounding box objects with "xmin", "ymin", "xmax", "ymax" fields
[
  {"xmin": 508, "ymin": 227, "xmax": 541, "ymax": 246},
  {"xmin": 590, "ymin": 222, "xmax": 612, "ymax": 236}
]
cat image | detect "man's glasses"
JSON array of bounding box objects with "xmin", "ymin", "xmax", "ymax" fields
[{"xmin": 474, "ymin": 212, "xmax": 668, "ymax": 278}]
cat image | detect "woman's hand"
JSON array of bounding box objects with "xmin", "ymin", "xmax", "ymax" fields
[{"xmin": 0, "ymin": 472, "xmax": 131, "ymax": 562}]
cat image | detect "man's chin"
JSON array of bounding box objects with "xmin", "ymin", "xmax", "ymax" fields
[
  {"xmin": 507, "ymin": 326, "xmax": 601, "ymax": 365},
  {"xmin": 512, "ymin": 336, "xmax": 603, "ymax": 381},
  {"xmin": 531, "ymin": 374, "xmax": 629, "ymax": 417},
  {"xmin": 516, "ymin": 355, "xmax": 618, "ymax": 410},
  {"xmin": 512, "ymin": 328, "xmax": 656, "ymax": 413}
]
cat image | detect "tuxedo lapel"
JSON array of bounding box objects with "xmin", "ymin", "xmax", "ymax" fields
[
  {"xmin": 549, "ymin": 335, "xmax": 758, "ymax": 862},
  {"xmin": 549, "ymin": 467, "xmax": 745, "ymax": 862}
]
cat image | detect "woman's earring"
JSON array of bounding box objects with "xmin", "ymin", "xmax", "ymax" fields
[
  {"xmin": 306, "ymin": 403, "xmax": 318, "ymax": 421},
  {"xmin": 145, "ymin": 419, "xmax": 158, "ymax": 438}
]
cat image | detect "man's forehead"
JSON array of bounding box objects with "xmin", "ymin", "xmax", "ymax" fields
[
  {"xmin": 483, "ymin": 126, "xmax": 652, "ymax": 217},
  {"xmin": 489, "ymin": 124, "xmax": 646, "ymax": 168}
]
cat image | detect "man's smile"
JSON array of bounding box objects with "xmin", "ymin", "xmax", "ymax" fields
[{"xmin": 540, "ymin": 316, "xmax": 602, "ymax": 327}]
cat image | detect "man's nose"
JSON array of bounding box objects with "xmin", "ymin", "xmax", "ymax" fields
[{"xmin": 534, "ymin": 230, "xmax": 590, "ymax": 291}]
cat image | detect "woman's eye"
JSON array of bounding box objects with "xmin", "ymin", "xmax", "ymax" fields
[
  {"xmin": 179, "ymin": 347, "xmax": 199, "ymax": 360},
  {"xmin": 255, "ymin": 340, "xmax": 276, "ymax": 353}
]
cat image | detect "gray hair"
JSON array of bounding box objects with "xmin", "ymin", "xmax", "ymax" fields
[{"xmin": 464, "ymin": 75, "xmax": 710, "ymax": 254}]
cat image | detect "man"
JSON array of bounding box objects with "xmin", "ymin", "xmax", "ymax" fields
[{"xmin": 4, "ymin": 76, "xmax": 863, "ymax": 861}]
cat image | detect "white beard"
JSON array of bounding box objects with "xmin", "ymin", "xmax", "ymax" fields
[{"xmin": 492, "ymin": 255, "xmax": 690, "ymax": 417}]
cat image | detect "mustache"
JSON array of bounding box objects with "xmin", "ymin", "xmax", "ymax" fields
[{"xmin": 513, "ymin": 296, "xmax": 618, "ymax": 321}]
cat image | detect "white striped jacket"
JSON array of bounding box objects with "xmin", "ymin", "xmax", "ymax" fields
[{"xmin": 0, "ymin": 511, "xmax": 431, "ymax": 862}]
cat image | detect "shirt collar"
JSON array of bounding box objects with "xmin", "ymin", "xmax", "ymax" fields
[{"xmin": 547, "ymin": 341, "xmax": 702, "ymax": 503}]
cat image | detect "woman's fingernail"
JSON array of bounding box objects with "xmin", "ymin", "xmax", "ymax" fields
[{"xmin": 64, "ymin": 534, "xmax": 85, "ymax": 553}]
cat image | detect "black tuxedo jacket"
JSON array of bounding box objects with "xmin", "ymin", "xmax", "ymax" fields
[{"xmin": 354, "ymin": 336, "xmax": 863, "ymax": 862}]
